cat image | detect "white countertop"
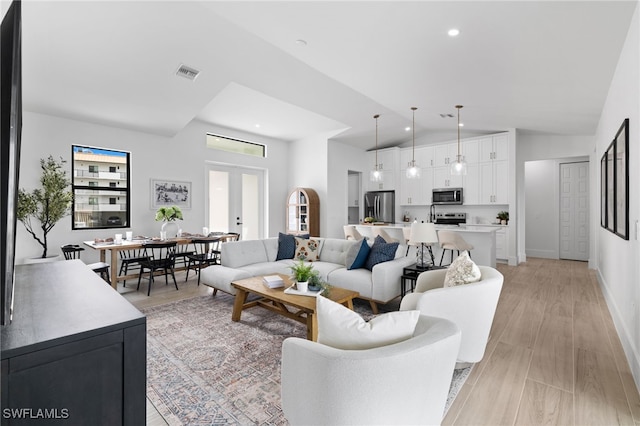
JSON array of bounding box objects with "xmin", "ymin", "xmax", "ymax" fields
[{"xmin": 356, "ymin": 223, "xmax": 503, "ymax": 233}]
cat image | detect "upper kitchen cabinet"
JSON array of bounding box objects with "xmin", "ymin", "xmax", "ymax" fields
[
  {"xmin": 462, "ymin": 139, "xmax": 480, "ymax": 164},
  {"xmin": 399, "ymin": 146, "xmax": 433, "ymax": 205},
  {"xmin": 463, "ymin": 163, "xmax": 480, "ymax": 205},
  {"xmin": 366, "ymin": 147, "xmax": 399, "ymax": 191},
  {"xmin": 479, "ymin": 134, "xmax": 509, "ymax": 162},
  {"xmin": 433, "ymin": 143, "xmax": 458, "ymax": 167},
  {"xmin": 433, "ymin": 166, "xmax": 463, "ymax": 189},
  {"xmin": 479, "ymin": 160, "xmax": 509, "ymax": 204}
]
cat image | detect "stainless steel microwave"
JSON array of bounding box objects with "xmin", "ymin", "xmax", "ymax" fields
[{"xmin": 432, "ymin": 188, "xmax": 463, "ymax": 205}]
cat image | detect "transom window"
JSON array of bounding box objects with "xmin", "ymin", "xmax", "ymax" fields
[
  {"xmin": 72, "ymin": 145, "xmax": 130, "ymax": 229},
  {"xmin": 206, "ymin": 133, "xmax": 266, "ymax": 158}
]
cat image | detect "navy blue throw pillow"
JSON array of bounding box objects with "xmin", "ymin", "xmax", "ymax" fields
[
  {"xmin": 365, "ymin": 236, "xmax": 399, "ymax": 271},
  {"xmin": 346, "ymin": 239, "xmax": 371, "ymax": 270},
  {"xmin": 276, "ymin": 232, "xmax": 309, "ymax": 260}
]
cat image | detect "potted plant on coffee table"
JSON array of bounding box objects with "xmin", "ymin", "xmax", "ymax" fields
[
  {"xmin": 289, "ymin": 260, "xmax": 315, "ymax": 292},
  {"xmin": 17, "ymin": 155, "xmax": 73, "ymax": 260}
]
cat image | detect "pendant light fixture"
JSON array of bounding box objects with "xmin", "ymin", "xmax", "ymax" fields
[
  {"xmin": 406, "ymin": 107, "xmax": 421, "ymax": 179},
  {"xmin": 370, "ymin": 114, "xmax": 383, "ymax": 182},
  {"xmin": 450, "ymin": 104, "xmax": 467, "ymax": 175}
]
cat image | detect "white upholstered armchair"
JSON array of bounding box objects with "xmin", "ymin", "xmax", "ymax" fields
[
  {"xmin": 281, "ymin": 315, "xmax": 461, "ymax": 425},
  {"xmin": 400, "ymin": 266, "xmax": 503, "ymax": 364}
]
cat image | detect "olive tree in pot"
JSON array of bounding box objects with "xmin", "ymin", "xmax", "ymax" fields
[{"xmin": 17, "ymin": 156, "xmax": 73, "ymax": 259}]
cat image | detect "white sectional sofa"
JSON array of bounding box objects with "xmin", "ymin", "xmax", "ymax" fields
[{"xmin": 199, "ymin": 237, "xmax": 414, "ymax": 313}]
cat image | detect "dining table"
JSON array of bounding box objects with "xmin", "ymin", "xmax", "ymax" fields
[{"xmin": 84, "ymin": 235, "xmax": 229, "ymax": 290}]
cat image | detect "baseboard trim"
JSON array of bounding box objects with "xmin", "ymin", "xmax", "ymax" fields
[{"xmin": 597, "ymin": 268, "xmax": 640, "ymax": 397}]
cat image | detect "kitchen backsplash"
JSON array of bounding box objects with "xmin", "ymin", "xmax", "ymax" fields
[{"xmin": 402, "ymin": 204, "xmax": 509, "ymax": 225}]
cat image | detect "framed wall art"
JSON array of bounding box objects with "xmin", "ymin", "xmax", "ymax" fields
[
  {"xmin": 150, "ymin": 179, "xmax": 192, "ymax": 209},
  {"xmin": 600, "ymin": 118, "xmax": 629, "ymax": 240}
]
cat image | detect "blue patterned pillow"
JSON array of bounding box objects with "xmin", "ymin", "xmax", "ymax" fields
[
  {"xmin": 276, "ymin": 232, "xmax": 308, "ymax": 260},
  {"xmin": 365, "ymin": 236, "xmax": 399, "ymax": 271},
  {"xmin": 345, "ymin": 239, "xmax": 371, "ymax": 270}
]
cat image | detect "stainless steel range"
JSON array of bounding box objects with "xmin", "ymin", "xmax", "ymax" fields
[{"xmin": 434, "ymin": 212, "xmax": 467, "ymax": 226}]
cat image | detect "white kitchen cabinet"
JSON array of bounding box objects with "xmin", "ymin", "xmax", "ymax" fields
[
  {"xmin": 366, "ymin": 147, "xmax": 398, "ymax": 192},
  {"xmin": 495, "ymin": 227, "xmax": 508, "ymax": 260},
  {"xmin": 368, "ymin": 147, "xmax": 398, "ymax": 172},
  {"xmin": 433, "ymin": 143, "xmax": 458, "ymax": 167},
  {"xmin": 480, "ymin": 134, "xmax": 509, "ymax": 162},
  {"xmin": 463, "ymin": 163, "xmax": 480, "ymax": 205},
  {"xmin": 479, "ymin": 160, "xmax": 508, "ymax": 204},
  {"xmin": 462, "ymin": 139, "xmax": 480, "ymax": 164},
  {"xmin": 433, "ymin": 166, "xmax": 462, "ymax": 189},
  {"xmin": 399, "ymin": 146, "xmax": 432, "ymax": 205}
]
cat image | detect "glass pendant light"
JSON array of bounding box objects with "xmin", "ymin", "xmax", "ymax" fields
[
  {"xmin": 370, "ymin": 114, "xmax": 383, "ymax": 182},
  {"xmin": 406, "ymin": 107, "xmax": 421, "ymax": 179},
  {"xmin": 450, "ymin": 104, "xmax": 467, "ymax": 175}
]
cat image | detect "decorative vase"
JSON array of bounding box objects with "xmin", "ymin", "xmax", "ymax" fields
[
  {"xmin": 296, "ymin": 281, "xmax": 308, "ymax": 292},
  {"xmin": 308, "ymin": 284, "xmax": 321, "ymax": 292},
  {"xmin": 161, "ymin": 221, "xmax": 179, "ymax": 239}
]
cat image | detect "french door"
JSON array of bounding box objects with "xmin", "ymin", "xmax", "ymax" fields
[{"xmin": 206, "ymin": 164, "xmax": 265, "ymax": 240}]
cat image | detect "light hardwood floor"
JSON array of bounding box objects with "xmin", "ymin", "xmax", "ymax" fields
[{"xmin": 124, "ymin": 258, "xmax": 640, "ymax": 425}]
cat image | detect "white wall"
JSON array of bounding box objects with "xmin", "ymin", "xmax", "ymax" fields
[
  {"xmin": 327, "ymin": 140, "xmax": 370, "ymax": 238},
  {"xmin": 524, "ymin": 157, "xmax": 589, "ymax": 259},
  {"xmin": 16, "ymin": 112, "xmax": 290, "ymax": 263},
  {"xmin": 516, "ymin": 132, "xmax": 594, "ymax": 263},
  {"xmin": 593, "ymin": 4, "xmax": 640, "ymax": 388}
]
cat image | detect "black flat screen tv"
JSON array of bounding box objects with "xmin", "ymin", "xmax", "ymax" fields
[{"xmin": 1, "ymin": 0, "xmax": 22, "ymax": 325}]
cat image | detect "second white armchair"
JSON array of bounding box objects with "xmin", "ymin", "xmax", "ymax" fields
[{"xmin": 400, "ymin": 266, "xmax": 503, "ymax": 364}]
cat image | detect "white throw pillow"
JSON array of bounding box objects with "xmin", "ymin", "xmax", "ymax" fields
[
  {"xmin": 443, "ymin": 250, "xmax": 482, "ymax": 287},
  {"xmin": 316, "ymin": 295, "xmax": 420, "ymax": 350}
]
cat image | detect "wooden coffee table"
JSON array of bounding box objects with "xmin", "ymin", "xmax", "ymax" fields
[{"xmin": 231, "ymin": 274, "xmax": 359, "ymax": 341}]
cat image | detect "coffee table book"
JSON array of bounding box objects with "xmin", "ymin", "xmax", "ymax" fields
[{"xmin": 262, "ymin": 275, "xmax": 284, "ymax": 288}]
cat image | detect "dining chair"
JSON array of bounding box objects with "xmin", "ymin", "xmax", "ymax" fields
[
  {"xmin": 61, "ymin": 244, "xmax": 111, "ymax": 284},
  {"xmin": 172, "ymin": 241, "xmax": 196, "ymax": 269},
  {"xmin": 118, "ymin": 248, "xmax": 150, "ymax": 287},
  {"xmin": 185, "ymin": 238, "xmax": 221, "ymax": 285},
  {"xmin": 211, "ymin": 233, "xmax": 240, "ymax": 265},
  {"xmin": 137, "ymin": 241, "xmax": 178, "ymax": 296}
]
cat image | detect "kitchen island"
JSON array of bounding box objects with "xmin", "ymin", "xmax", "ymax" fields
[{"xmin": 353, "ymin": 223, "xmax": 498, "ymax": 268}]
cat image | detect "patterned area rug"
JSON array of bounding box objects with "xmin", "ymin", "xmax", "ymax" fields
[{"xmin": 144, "ymin": 294, "xmax": 472, "ymax": 425}]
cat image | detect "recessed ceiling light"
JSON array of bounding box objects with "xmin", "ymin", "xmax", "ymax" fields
[
  {"xmin": 459, "ymin": 123, "xmax": 464, "ymax": 127},
  {"xmin": 405, "ymin": 126, "xmax": 411, "ymax": 132},
  {"xmin": 448, "ymin": 28, "xmax": 460, "ymax": 37},
  {"xmin": 255, "ymin": 124, "xmax": 261, "ymax": 128},
  {"xmin": 296, "ymin": 39, "xmax": 308, "ymax": 46}
]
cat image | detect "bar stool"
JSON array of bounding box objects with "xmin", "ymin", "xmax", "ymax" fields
[
  {"xmin": 61, "ymin": 244, "xmax": 111, "ymax": 284},
  {"xmin": 437, "ymin": 230, "xmax": 474, "ymax": 266}
]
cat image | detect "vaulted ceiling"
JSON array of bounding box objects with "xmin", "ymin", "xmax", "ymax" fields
[{"xmin": 18, "ymin": 1, "xmax": 637, "ymax": 150}]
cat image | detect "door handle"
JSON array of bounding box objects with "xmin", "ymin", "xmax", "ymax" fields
[{"xmin": 236, "ymin": 222, "xmax": 243, "ymax": 225}]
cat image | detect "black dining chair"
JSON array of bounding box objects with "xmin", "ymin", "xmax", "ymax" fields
[
  {"xmin": 137, "ymin": 241, "xmax": 178, "ymax": 296},
  {"xmin": 210, "ymin": 232, "xmax": 240, "ymax": 265},
  {"xmin": 118, "ymin": 248, "xmax": 150, "ymax": 287},
  {"xmin": 61, "ymin": 244, "xmax": 111, "ymax": 284},
  {"xmin": 185, "ymin": 238, "xmax": 221, "ymax": 286}
]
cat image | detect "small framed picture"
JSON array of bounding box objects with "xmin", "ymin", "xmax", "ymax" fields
[{"xmin": 150, "ymin": 179, "xmax": 191, "ymax": 209}]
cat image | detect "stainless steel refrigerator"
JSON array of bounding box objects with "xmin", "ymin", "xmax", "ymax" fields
[{"xmin": 364, "ymin": 190, "xmax": 395, "ymax": 223}]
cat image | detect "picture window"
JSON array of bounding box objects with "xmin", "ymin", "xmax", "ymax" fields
[{"xmin": 72, "ymin": 145, "xmax": 130, "ymax": 229}]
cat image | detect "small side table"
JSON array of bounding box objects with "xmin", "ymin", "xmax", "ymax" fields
[{"xmin": 401, "ymin": 264, "xmax": 447, "ymax": 297}]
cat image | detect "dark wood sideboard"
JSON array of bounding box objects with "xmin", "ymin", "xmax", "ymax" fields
[{"xmin": 1, "ymin": 260, "xmax": 146, "ymax": 425}]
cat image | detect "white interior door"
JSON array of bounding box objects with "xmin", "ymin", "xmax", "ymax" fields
[
  {"xmin": 206, "ymin": 164, "xmax": 265, "ymax": 240},
  {"xmin": 559, "ymin": 161, "xmax": 589, "ymax": 261}
]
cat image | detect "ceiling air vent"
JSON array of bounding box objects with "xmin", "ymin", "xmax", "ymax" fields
[{"xmin": 176, "ymin": 64, "xmax": 200, "ymax": 81}]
